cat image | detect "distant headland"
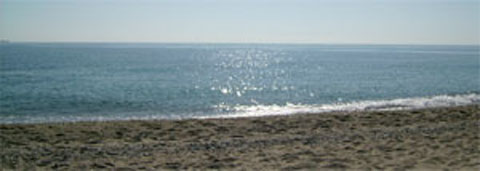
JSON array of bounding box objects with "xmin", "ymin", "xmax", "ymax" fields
[{"xmin": 0, "ymin": 39, "xmax": 10, "ymax": 44}]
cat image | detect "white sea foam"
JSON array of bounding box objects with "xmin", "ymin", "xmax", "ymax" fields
[
  {"xmin": 1, "ymin": 94, "xmax": 478, "ymax": 124},
  {"xmin": 202, "ymin": 93, "xmax": 480, "ymax": 119}
]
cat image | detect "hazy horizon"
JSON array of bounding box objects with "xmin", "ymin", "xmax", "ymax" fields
[
  {"xmin": 1, "ymin": 0, "xmax": 479, "ymax": 45},
  {"xmin": 3, "ymin": 41, "xmax": 480, "ymax": 46}
]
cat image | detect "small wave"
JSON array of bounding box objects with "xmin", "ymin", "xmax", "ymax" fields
[
  {"xmin": 2, "ymin": 93, "xmax": 478, "ymax": 124},
  {"xmin": 201, "ymin": 93, "xmax": 480, "ymax": 119},
  {"xmin": 0, "ymin": 112, "xmax": 187, "ymax": 124}
]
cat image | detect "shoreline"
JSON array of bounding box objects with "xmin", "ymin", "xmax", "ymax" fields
[
  {"xmin": 2, "ymin": 103, "xmax": 479, "ymax": 125},
  {"xmin": 1, "ymin": 93, "xmax": 478, "ymax": 125},
  {"xmin": 1, "ymin": 105, "xmax": 479, "ymax": 170}
]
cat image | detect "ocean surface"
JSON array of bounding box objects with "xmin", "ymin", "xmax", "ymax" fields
[{"xmin": 0, "ymin": 43, "xmax": 479, "ymax": 124}]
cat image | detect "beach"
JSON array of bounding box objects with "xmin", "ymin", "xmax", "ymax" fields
[{"xmin": 0, "ymin": 105, "xmax": 478, "ymax": 170}]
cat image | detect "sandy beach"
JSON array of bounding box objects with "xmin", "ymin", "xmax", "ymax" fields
[{"xmin": 0, "ymin": 105, "xmax": 479, "ymax": 170}]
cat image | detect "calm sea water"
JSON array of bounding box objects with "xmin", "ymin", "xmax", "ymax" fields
[{"xmin": 0, "ymin": 43, "xmax": 479, "ymax": 123}]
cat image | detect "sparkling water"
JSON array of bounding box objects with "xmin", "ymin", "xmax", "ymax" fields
[{"xmin": 0, "ymin": 43, "xmax": 479, "ymax": 123}]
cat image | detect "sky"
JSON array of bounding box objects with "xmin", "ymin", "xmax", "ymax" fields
[{"xmin": 0, "ymin": 0, "xmax": 479, "ymax": 45}]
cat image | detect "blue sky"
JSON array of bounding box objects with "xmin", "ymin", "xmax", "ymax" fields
[{"xmin": 0, "ymin": 0, "xmax": 478, "ymax": 44}]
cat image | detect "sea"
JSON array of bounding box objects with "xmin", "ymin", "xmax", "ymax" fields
[{"xmin": 0, "ymin": 43, "xmax": 479, "ymax": 124}]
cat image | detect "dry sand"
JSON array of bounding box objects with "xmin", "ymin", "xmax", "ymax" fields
[{"xmin": 0, "ymin": 105, "xmax": 479, "ymax": 170}]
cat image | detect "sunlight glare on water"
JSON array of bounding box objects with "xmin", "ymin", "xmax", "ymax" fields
[{"xmin": 0, "ymin": 43, "xmax": 479, "ymax": 123}]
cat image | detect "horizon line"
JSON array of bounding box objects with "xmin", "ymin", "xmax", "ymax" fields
[{"xmin": 3, "ymin": 40, "xmax": 479, "ymax": 46}]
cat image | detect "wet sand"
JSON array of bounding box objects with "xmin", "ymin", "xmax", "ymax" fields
[{"xmin": 1, "ymin": 105, "xmax": 479, "ymax": 170}]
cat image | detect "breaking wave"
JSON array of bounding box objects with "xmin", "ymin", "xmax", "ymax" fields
[
  {"xmin": 1, "ymin": 93, "xmax": 478, "ymax": 124},
  {"xmin": 203, "ymin": 93, "xmax": 480, "ymax": 119}
]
